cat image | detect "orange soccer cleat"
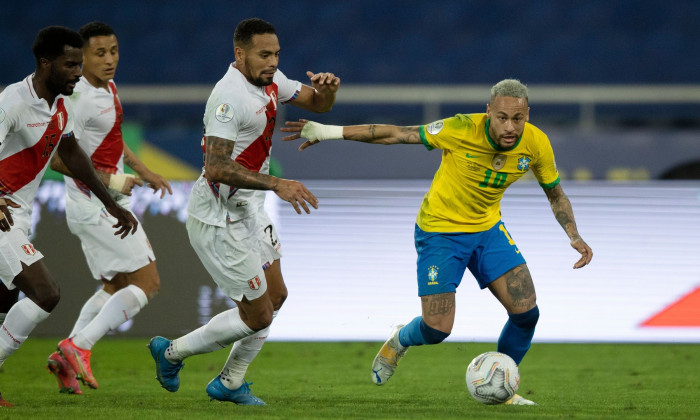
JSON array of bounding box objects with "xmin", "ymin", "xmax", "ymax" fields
[
  {"xmin": 57, "ymin": 338, "xmax": 98, "ymax": 389},
  {"xmin": 47, "ymin": 351, "xmax": 83, "ymax": 394}
]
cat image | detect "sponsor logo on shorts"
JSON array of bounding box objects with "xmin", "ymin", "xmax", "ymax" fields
[
  {"xmin": 21, "ymin": 243, "xmax": 36, "ymax": 256},
  {"xmin": 248, "ymin": 276, "xmax": 261, "ymax": 290},
  {"xmin": 427, "ymin": 265, "xmax": 439, "ymax": 285}
]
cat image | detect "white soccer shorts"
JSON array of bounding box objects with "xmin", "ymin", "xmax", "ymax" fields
[
  {"xmin": 256, "ymin": 211, "xmax": 282, "ymax": 269},
  {"xmin": 0, "ymin": 228, "xmax": 44, "ymax": 289},
  {"xmin": 186, "ymin": 214, "xmax": 268, "ymax": 302},
  {"xmin": 67, "ymin": 209, "xmax": 155, "ymax": 280}
]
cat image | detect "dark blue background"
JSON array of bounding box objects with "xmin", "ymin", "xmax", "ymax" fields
[{"xmin": 2, "ymin": 0, "xmax": 698, "ymax": 85}]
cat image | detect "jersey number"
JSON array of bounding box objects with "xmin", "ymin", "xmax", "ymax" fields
[
  {"xmin": 499, "ymin": 223, "xmax": 521, "ymax": 254},
  {"xmin": 478, "ymin": 169, "xmax": 507, "ymax": 188},
  {"xmin": 42, "ymin": 133, "xmax": 57, "ymax": 158},
  {"xmin": 264, "ymin": 224, "xmax": 278, "ymax": 246}
]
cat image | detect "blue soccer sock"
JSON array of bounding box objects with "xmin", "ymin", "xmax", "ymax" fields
[
  {"xmin": 398, "ymin": 316, "xmax": 450, "ymax": 347},
  {"xmin": 497, "ymin": 305, "xmax": 540, "ymax": 364}
]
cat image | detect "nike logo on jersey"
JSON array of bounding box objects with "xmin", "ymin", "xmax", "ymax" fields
[{"xmin": 466, "ymin": 153, "xmax": 481, "ymax": 158}]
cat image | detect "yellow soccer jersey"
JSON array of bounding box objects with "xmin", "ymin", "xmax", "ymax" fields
[{"xmin": 417, "ymin": 113, "xmax": 560, "ymax": 232}]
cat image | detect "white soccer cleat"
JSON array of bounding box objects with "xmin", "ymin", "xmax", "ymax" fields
[
  {"xmin": 371, "ymin": 324, "xmax": 408, "ymax": 385},
  {"xmin": 505, "ymin": 393, "xmax": 538, "ymax": 405}
]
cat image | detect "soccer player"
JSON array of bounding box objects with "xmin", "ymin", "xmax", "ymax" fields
[
  {"xmin": 46, "ymin": 22, "xmax": 172, "ymax": 394},
  {"xmin": 0, "ymin": 25, "xmax": 137, "ymax": 398},
  {"xmin": 282, "ymin": 79, "xmax": 593, "ymax": 406},
  {"xmin": 147, "ymin": 18, "xmax": 339, "ymax": 405}
]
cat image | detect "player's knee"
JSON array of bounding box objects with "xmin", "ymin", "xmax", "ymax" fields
[
  {"xmin": 509, "ymin": 305, "xmax": 539, "ymax": 330},
  {"xmin": 420, "ymin": 319, "xmax": 451, "ymax": 344},
  {"xmin": 270, "ymin": 287, "xmax": 287, "ymax": 310},
  {"xmin": 240, "ymin": 302, "xmax": 274, "ymax": 331}
]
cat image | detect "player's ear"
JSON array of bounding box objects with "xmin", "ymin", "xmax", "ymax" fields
[
  {"xmin": 234, "ymin": 46, "xmax": 244, "ymax": 62},
  {"xmin": 486, "ymin": 103, "xmax": 491, "ymax": 116},
  {"xmin": 526, "ymin": 108, "xmax": 530, "ymax": 122}
]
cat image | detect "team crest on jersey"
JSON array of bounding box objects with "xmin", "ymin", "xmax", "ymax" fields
[
  {"xmin": 248, "ymin": 276, "xmax": 261, "ymax": 290},
  {"xmin": 269, "ymin": 90, "xmax": 278, "ymax": 110},
  {"xmin": 517, "ymin": 156, "xmax": 531, "ymax": 171},
  {"xmin": 492, "ymin": 154, "xmax": 507, "ymax": 170},
  {"xmin": 21, "ymin": 244, "xmax": 36, "ymax": 256},
  {"xmin": 426, "ymin": 120, "xmax": 444, "ymax": 135},
  {"xmin": 427, "ymin": 265, "xmax": 439, "ymax": 285},
  {"xmin": 215, "ymin": 103, "xmax": 234, "ymax": 123},
  {"xmin": 57, "ymin": 111, "xmax": 65, "ymax": 131}
]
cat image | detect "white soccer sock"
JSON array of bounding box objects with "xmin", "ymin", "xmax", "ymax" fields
[
  {"xmin": 72, "ymin": 284, "xmax": 148, "ymax": 350},
  {"xmin": 219, "ymin": 310, "xmax": 277, "ymax": 390},
  {"xmin": 0, "ymin": 298, "xmax": 50, "ymax": 367},
  {"xmin": 166, "ymin": 307, "xmax": 254, "ymax": 363},
  {"xmin": 68, "ymin": 289, "xmax": 110, "ymax": 338}
]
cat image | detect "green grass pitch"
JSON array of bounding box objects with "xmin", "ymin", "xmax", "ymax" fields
[{"xmin": 1, "ymin": 339, "xmax": 698, "ymax": 419}]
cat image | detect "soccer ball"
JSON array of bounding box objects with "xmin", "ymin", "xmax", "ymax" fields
[{"xmin": 465, "ymin": 351, "xmax": 520, "ymax": 405}]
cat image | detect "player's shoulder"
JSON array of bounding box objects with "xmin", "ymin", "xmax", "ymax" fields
[
  {"xmin": 523, "ymin": 121, "xmax": 549, "ymax": 142},
  {"xmin": 441, "ymin": 113, "xmax": 484, "ymax": 134},
  {"xmin": 0, "ymin": 81, "xmax": 30, "ymax": 120}
]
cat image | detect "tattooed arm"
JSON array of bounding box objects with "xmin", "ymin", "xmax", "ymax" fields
[
  {"xmin": 544, "ymin": 184, "xmax": 593, "ymax": 268},
  {"xmin": 280, "ymin": 120, "xmax": 422, "ymax": 150},
  {"xmin": 205, "ymin": 136, "xmax": 318, "ymax": 214}
]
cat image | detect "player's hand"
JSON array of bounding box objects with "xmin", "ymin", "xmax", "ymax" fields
[
  {"xmin": 281, "ymin": 119, "xmax": 316, "ymax": 150},
  {"xmin": 0, "ymin": 198, "xmax": 20, "ymax": 232},
  {"xmin": 141, "ymin": 171, "xmax": 173, "ymax": 199},
  {"xmin": 109, "ymin": 173, "xmax": 144, "ymax": 196},
  {"xmin": 282, "ymin": 119, "xmax": 344, "ymax": 151},
  {"xmin": 306, "ymin": 71, "xmax": 340, "ymax": 95},
  {"xmin": 272, "ymin": 178, "xmax": 319, "ymax": 214},
  {"xmin": 571, "ymin": 238, "xmax": 593, "ymax": 268},
  {"xmin": 105, "ymin": 204, "xmax": 139, "ymax": 238}
]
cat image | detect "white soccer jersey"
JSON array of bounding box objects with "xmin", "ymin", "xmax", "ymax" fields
[
  {"xmin": 64, "ymin": 77, "xmax": 127, "ymax": 223},
  {"xmin": 0, "ymin": 75, "xmax": 74, "ymax": 233},
  {"xmin": 188, "ymin": 64, "xmax": 301, "ymax": 226}
]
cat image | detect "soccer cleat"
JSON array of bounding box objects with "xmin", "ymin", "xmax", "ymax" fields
[
  {"xmin": 0, "ymin": 392, "xmax": 13, "ymax": 407},
  {"xmin": 57, "ymin": 338, "xmax": 98, "ymax": 389},
  {"xmin": 371, "ymin": 324, "xmax": 408, "ymax": 385},
  {"xmin": 148, "ymin": 336, "xmax": 184, "ymax": 392},
  {"xmin": 47, "ymin": 351, "xmax": 82, "ymax": 394},
  {"xmin": 206, "ymin": 375, "xmax": 266, "ymax": 406},
  {"xmin": 505, "ymin": 394, "xmax": 538, "ymax": 405}
]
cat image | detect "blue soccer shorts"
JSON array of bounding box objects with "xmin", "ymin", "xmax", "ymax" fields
[{"xmin": 414, "ymin": 221, "xmax": 526, "ymax": 296}]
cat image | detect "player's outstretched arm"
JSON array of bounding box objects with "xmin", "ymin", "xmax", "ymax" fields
[
  {"xmin": 544, "ymin": 184, "xmax": 593, "ymax": 268},
  {"xmin": 204, "ymin": 136, "xmax": 318, "ymax": 214},
  {"xmin": 50, "ymin": 149, "xmax": 144, "ymax": 196},
  {"xmin": 56, "ymin": 134, "xmax": 138, "ymax": 237},
  {"xmin": 281, "ymin": 119, "xmax": 422, "ymax": 151},
  {"xmin": 123, "ymin": 142, "xmax": 172, "ymax": 198}
]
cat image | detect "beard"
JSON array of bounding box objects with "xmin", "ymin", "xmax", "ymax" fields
[
  {"xmin": 47, "ymin": 64, "xmax": 74, "ymax": 96},
  {"xmin": 245, "ymin": 59, "xmax": 274, "ymax": 87}
]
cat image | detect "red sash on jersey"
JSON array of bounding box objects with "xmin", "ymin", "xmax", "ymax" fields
[
  {"xmin": 74, "ymin": 81, "xmax": 124, "ymax": 196},
  {"xmin": 0, "ymin": 99, "xmax": 67, "ymax": 196}
]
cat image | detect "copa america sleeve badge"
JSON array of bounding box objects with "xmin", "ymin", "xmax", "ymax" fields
[
  {"xmin": 215, "ymin": 103, "xmax": 234, "ymax": 123},
  {"xmin": 492, "ymin": 154, "xmax": 507, "ymax": 170}
]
